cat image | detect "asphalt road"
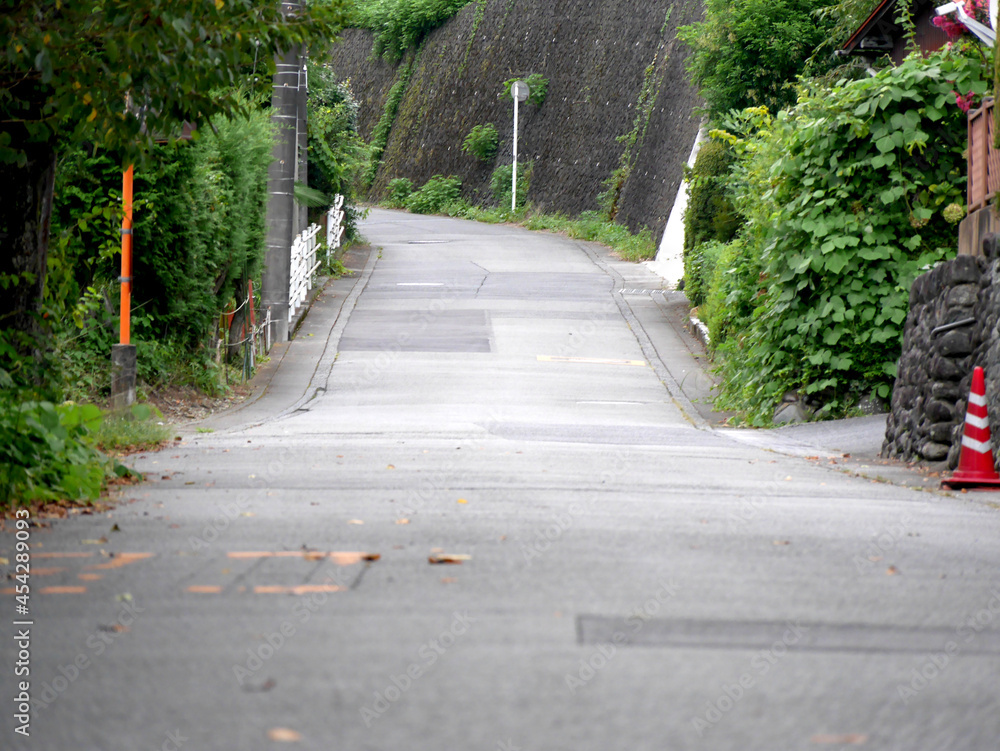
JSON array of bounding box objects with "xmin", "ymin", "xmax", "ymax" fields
[{"xmin": 3, "ymin": 209, "xmax": 1000, "ymax": 751}]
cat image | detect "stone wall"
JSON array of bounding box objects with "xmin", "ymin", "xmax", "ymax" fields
[
  {"xmin": 882, "ymin": 244, "xmax": 997, "ymax": 466},
  {"xmin": 323, "ymin": 0, "xmax": 705, "ymax": 239}
]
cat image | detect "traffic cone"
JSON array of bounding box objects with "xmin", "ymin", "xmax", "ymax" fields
[{"xmin": 942, "ymin": 366, "xmax": 1000, "ymax": 489}]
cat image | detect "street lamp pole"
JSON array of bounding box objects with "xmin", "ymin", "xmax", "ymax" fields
[{"xmin": 510, "ymin": 80, "xmax": 529, "ymax": 212}]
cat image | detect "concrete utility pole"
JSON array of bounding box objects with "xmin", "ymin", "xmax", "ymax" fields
[
  {"xmin": 262, "ymin": 0, "xmax": 303, "ymax": 344},
  {"xmin": 296, "ymin": 61, "xmax": 309, "ymax": 239}
]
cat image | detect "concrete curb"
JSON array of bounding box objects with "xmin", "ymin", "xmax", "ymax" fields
[
  {"xmin": 572, "ymin": 239, "xmax": 710, "ymax": 430},
  {"xmin": 281, "ymin": 242, "xmax": 381, "ymax": 416},
  {"xmin": 689, "ymin": 313, "xmax": 710, "ymax": 349}
]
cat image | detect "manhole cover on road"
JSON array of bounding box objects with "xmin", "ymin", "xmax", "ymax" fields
[{"xmin": 578, "ymin": 616, "xmax": 1000, "ymax": 654}]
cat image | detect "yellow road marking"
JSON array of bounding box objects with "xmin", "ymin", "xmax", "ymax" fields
[
  {"xmin": 35, "ymin": 552, "xmax": 94, "ymax": 558},
  {"xmin": 253, "ymin": 585, "xmax": 345, "ymax": 595},
  {"xmin": 228, "ymin": 551, "xmax": 371, "ymax": 564},
  {"xmin": 537, "ymin": 355, "xmax": 646, "ymax": 367},
  {"xmin": 187, "ymin": 585, "xmax": 223, "ymax": 594},
  {"xmin": 86, "ymin": 552, "xmax": 155, "ymax": 570}
]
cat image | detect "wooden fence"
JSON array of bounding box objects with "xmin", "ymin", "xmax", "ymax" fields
[{"xmin": 968, "ymin": 97, "xmax": 1000, "ymax": 212}]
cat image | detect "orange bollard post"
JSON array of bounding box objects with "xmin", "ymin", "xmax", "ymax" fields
[{"xmin": 120, "ymin": 164, "xmax": 134, "ymax": 345}]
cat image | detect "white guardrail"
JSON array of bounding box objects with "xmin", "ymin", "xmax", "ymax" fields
[
  {"xmin": 327, "ymin": 194, "xmax": 345, "ymax": 258},
  {"xmin": 288, "ymin": 223, "xmax": 320, "ymax": 322},
  {"xmin": 288, "ymin": 195, "xmax": 345, "ymax": 323}
]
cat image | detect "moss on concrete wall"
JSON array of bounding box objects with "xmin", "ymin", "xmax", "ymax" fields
[{"xmin": 324, "ymin": 0, "xmax": 704, "ymax": 237}]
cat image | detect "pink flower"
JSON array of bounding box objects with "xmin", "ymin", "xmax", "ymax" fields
[
  {"xmin": 955, "ymin": 90, "xmax": 977, "ymax": 113},
  {"xmin": 933, "ymin": 14, "xmax": 968, "ymax": 38}
]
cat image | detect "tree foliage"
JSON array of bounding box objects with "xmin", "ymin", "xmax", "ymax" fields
[
  {"xmin": 677, "ymin": 0, "xmax": 837, "ymax": 122},
  {"xmin": 1, "ymin": 0, "xmax": 347, "ymax": 344},
  {"xmin": 1, "ymin": 1, "xmax": 346, "ymax": 165},
  {"xmin": 307, "ymin": 67, "xmax": 370, "ymax": 236}
]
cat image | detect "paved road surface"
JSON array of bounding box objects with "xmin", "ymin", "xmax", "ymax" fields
[{"xmin": 3, "ymin": 209, "xmax": 999, "ymax": 750}]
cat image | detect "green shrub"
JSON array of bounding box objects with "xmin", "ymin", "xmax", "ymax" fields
[
  {"xmin": 47, "ymin": 103, "xmax": 274, "ymax": 400},
  {"xmin": 683, "ymin": 139, "xmax": 739, "ymax": 252},
  {"xmin": 307, "ymin": 69, "xmax": 370, "ymax": 239},
  {"xmin": 682, "ymin": 139, "xmax": 740, "ymax": 305},
  {"xmin": 707, "ymin": 44, "xmax": 987, "ymax": 423},
  {"xmin": 701, "ymin": 236, "xmax": 759, "ymax": 346},
  {"xmin": 462, "ymin": 123, "xmax": 499, "ymax": 162},
  {"xmin": 406, "ymin": 175, "xmax": 462, "ymax": 214},
  {"xmin": 503, "ymin": 74, "xmax": 549, "ymax": 107},
  {"xmin": 387, "ymin": 177, "xmax": 415, "ymax": 207},
  {"xmin": 354, "ymin": 0, "xmax": 472, "ymax": 62},
  {"xmin": 677, "ymin": 0, "xmax": 836, "ymax": 121},
  {"xmin": 490, "ymin": 161, "xmax": 532, "ymax": 210},
  {"xmin": 93, "ymin": 404, "xmax": 171, "ymax": 454},
  {"xmin": 684, "ymin": 240, "xmax": 725, "ymax": 310},
  {"xmin": 0, "ymin": 387, "xmax": 109, "ymax": 506}
]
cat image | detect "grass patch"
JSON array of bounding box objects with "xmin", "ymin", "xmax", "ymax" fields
[
  {"xmin": 382, "ymin": 196, "xmax": 657, "ymax": 261},
  {"xmin": 93, "ymin": 404, "xmax": 172, "ymax": 454}
]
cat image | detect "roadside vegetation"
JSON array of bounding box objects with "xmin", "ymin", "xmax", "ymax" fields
[
  {"xmin": 677, "ymin": 0, "xmax": 994, "ymax": 424},
  {"xmin": 1, "ymin": 3, "xmax": 353, "ymax": 510},
  {"xmin": 351, "ymin": 0, "xmax": 472, "ymax": 61},
  {"xmin": 379, "ymin": 167, "xmax": 657, "ymax": 262}
]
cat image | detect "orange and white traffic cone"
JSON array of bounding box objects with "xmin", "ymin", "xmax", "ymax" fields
[{"xmin": 942, "ymin": 366, "xmax": 1000, "ymax": 489}]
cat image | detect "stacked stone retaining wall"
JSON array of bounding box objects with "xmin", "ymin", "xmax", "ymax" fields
[{"xmin": 883, "ymin": 241, "xmax": 999, "ymax": 466}]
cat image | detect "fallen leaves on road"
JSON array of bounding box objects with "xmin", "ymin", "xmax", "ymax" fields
[
  {"xmin": 386, "ymin": 464, "xmax": 395, "ymax": 469},
  {"xmin": 772, "ymin": 540, "xmax": 791, "ymax": 546},
  {"xmin": 362, "ymin": 553, "xmax": 381, "ymax": 562},
  {"xmin": 347, "ymin": 519, "xmax": 364, "ymax": 525},
  {"xmin": 98, "ymin": 623, "xmax": 129, "ymax": 633},
  {"xmin": 395, "ymin": 518, "xmax": 410, "ymax": 525},
  {"xmin": 266, "ymin": 728, "xmax": 302, "ymax": 742},
  {"xmin": 429, "ymin": 553, "xmax": 471, "ymax": 565},
  {"xmin": 81, "ymin": 537, "xmax": 108, "ymax": 545},
  {"xmin": 886, "ymin": 565, "xmax": 899, "ymax": 575},
  {"xmin": 441, "ymin": 577, "xmax": 457, "ymax": 584},
  {"xmin": 457, "ymin": 498, "xmax": 468, "ymax": 504}
]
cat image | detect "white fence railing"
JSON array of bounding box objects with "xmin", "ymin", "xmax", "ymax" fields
[
  {"xmin": 288, "ymin": 223, "xmax": 321, "ymax": 323},
  {"xmin": 326, "ymin": 194, "xmax": 345, "ymax": 259},
  {"xmin": 288, "ymin": 195, "xmax": 346, "ymax": 324}
]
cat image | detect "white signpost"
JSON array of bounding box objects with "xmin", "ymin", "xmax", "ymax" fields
[{"xmin": 511, "ymin": 80, "xmax": 530, "ymax": 212}]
